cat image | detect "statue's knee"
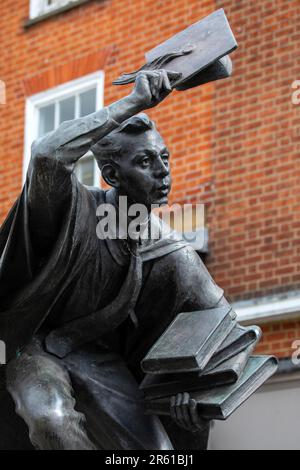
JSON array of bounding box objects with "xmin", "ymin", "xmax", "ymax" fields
[
  {"xmin": 6, "ymin": 354, "xmax": 76, "ymax": 431},
  {"xmin": 31, "ymin": 406, "xmax": 74, "ymax": 433},
  {"xmin": 27, "ymin": 406, "xmax": 80, "ymax": 449},
  {"xmin": 16, "ymin": 386, "xmax": 74, "ymax": 429}
]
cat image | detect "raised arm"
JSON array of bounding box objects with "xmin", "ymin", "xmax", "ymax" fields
[
  {"xmin": 26, "ymin": 70, "xmax": 180, "ymax": 246},
  {"xmin": 29, "ymin": 70, "xmax": 179, "ymax": 168}
]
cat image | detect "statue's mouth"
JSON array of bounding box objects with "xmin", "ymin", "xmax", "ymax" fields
[
  {"xmin": 157, "ymin": 185, "xmax": 170, "ymax": 196},
  {"xmin": 156, "ymin": 181, "xmax": 170, "ymax": 195}
]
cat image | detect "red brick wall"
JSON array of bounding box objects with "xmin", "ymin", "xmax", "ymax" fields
[
  {"xmin": 207, "ymin": 0, "xmax": 300, "ymax": 302},
  {"xmin": 0, "ymin": 0, "xmax": 299, "ymax": 357},
  {"xmin": 256, "ymin": 319, "xmax": 300, "ymax": 359}
]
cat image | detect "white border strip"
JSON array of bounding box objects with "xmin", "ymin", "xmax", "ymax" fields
[{"xmin": 234, "ymin": 293, "xmax": 300, "ymax": 323}]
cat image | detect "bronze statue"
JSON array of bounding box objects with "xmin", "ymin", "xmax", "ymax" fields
[
  {"xmin": 0, "ymin": 69, "xmax": 231, "ymax": 450},
  {"xmin": 0, "ymin": 9, "xmax": 250, "ymax": 450}
]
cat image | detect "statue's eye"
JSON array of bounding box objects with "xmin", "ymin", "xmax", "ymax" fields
[{"xmin": 140, "ymin": 157, "xmax": 151, "ymax": 168}]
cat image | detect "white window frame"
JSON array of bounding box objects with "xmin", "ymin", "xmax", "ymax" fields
[
  {"xmin": 24, "ymin": 71, "xmax": 104, "ymax": 186},
  {"xmin": 233, "ymin": 291, "xmax": 300, "ymax": 323},
  {"xmin": 29, "ymin": 0, "xmax": 78, "ymax": 19}
]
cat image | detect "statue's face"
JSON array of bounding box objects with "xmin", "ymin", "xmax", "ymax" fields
[{"xmin": 116, "ymin": 129, "xmax": 172, "ymax": 209}]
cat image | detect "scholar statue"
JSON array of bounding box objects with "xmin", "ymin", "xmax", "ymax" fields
[{"xmin": 0, "ymin": 70, "xmax": 229, "ymax": 450}]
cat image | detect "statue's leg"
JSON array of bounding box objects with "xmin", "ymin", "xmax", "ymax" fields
[
  {"xmin": 5, "ymin": 339, "xmax": 96, "ymax": 450},
  {"xmin": 62, "ymin": 346, "xmax": 173, "ymax": 450}
]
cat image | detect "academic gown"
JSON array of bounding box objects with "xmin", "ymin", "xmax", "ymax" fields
[{"xmin": 0, "ymin": 106, "xmax": 223, "ymax": 449}]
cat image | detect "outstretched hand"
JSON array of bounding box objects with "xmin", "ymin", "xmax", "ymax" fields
[
  {"xmin": 130, "ymin": 69, "xmax": 181, "ymax": 110},
  {"xmin": 170, "ymin": 392, "xmax": 209, "ymax": 433}
]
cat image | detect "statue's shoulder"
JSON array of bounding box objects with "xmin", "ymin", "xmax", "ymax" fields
[
  {"xmin": 84, "ymin": 186, "xmax": 106, "ymax": 206},
  {"xmin": 150, "ymin": 212, "xmax": 182, "ymax": 242}
]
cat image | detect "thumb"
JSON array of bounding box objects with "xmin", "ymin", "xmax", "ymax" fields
[{"xmin": 166, "ymin": 70, "xmax": 182, "ymax": 81}]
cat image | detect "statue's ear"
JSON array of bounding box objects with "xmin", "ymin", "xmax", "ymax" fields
[{"xmin": 101, "ymin": 163, "xmax": 120, "ymax": 189}]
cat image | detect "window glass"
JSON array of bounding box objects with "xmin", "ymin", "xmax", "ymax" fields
[
  {"xmin": 38, "ymin": 103, "xmax": 55, "ymax": 137},
  {"xmin": 59, "ymin": 96, "xmax": 76, "ymax": 124},
  {"xmin": 76, "ymin": 156, "xmax": 95, "ymax": 186},
  {"xmin": 30, "ymin": 80, "xmax": 100, "ymax": 187},
  {"xmin": 79, "ymin": 88, "xmax": 97, "ymax": 117}
]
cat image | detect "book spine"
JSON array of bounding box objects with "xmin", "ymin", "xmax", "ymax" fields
[{"xmin": 142, "ymin": 356, "xmax": 201, "ymax": 374}]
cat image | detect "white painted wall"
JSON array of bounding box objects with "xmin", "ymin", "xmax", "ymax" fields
[{"xmin": 208, "ymin": 378, "xmax": 300, "ymax": 450}]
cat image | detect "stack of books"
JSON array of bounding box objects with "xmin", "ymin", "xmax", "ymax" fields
[{"xmin": 141, "ymin": 306, "xmax": 278, "ymax": 421}]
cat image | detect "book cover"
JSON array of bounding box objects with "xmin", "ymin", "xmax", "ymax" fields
[
  {"xmin": 114, "ymin": 9, "xmax": 238, "ymax": 90},
  {"xmin": 141, "ymin": 306, "xmax": 236, "ymax": 374}
]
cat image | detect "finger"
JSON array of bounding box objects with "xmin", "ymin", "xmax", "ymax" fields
[
  {"xmin": 154, "ymin": 76, "xmax": 161, "ymax": 101},
  {"xmin": 139, "ymin": 70, "xmax": 160, "ymax": 80},
  {"xmin": 136, "ymin": 72, "xmax": 151, "ymax": 90},
  {"xmin": 137, "ymin": 71, "xmax": 156, "ymax": 89},
  {"xmin": 136, "ymin": 71, "xmax": 149, "ymax": 82},
  {"xmin": 175, "ymin": 393, "xmax": 187, "ymax": 429},
  {"xmin": 158, "ymin": 73, "xmax": 170, "ymax": 100},
  {"xmin": 189, "ymin": 399, "xmax": 207, "ymax": 431},
  {"xmin": 189, "ymin": 398, "xmax": 200, "ymax": 429},
  {"xmin": 166, "ymin": 70, "xmax": 182, "ymax": 79},
  {"xmin": 148, "ymin": 71, "xmax": 165, "ymax": 99},
  {"xmin": 150, "ymin": 76, "xmax": 161, "ymax": 101},
  {"xmin": 166, "ymin": 70, "xmax": 182, "ymax": 83},
  {"xmin": 183, "ymin": 392, "xmax": 190, "ymax": 404},
  {"xmin": 162, "ymin": 70, "xmax": 172, "ymax": 92},
  {"xmin": 175, "ymin": 393, "xmax": 182, "ymax": 407},
  {"xmin": 170, "ymin": 395, "xmax": 177, "ymax": 422},
  {"xmin": 158, "ymin": 73, "xmax": 164, "ymax": 94},
  {"xmin": 182, "ymin": 393, "xmax": 192, "ymax": 430}
]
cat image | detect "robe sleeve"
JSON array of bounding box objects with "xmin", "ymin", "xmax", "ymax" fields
[
  {"xmin": 0, "ymin": 183, "xmax": 34, "ymax": 303},
  {"xmin": 0, "ymin": 106, "xmax": 118, "ymax": 360},
  {"xmin": 26, "ymin": 106, "xmax": 119, "ymax": 250}
]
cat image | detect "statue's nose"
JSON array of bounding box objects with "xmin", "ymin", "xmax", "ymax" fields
[{"xmin": 155, "ymin": 157, "xmax": 169, "ymax": 178}]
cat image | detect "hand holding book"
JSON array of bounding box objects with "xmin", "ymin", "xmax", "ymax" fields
[
  {"xmin": 141, "ymin": 307, "xmax": 278, "ymax": 422},
  {"xmin": 130, "ymin": 70, "xmax": 181, "ymax": 110},
  {"xmin": 170, "ymin": 392, "xmax": 210, "ymax": 433}
]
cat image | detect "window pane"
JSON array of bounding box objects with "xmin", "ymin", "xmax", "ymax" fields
[
  {"xmin": 59, "ymin": 96, "xmax": 75, "ymax": 124},
  {"xmin": 76, "ymin": 157, "xmax": 95, "ymax": 186},
  {"xmin": 79, "ymin": 88, "xmax": 97, "ymax": 117},
  {"xmin": 47, "ymin": 1, "xmax": 72, "ymax": 7},
  {"xmin": 38, "ymin": 104, "xmax": 55, "ymax": 137}
]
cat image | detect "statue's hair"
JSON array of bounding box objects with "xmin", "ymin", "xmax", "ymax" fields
[{"xmin": 91, "ymin": 113, "xmax": 155, "ymax": 168}]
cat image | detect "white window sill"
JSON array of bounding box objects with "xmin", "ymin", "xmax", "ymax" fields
[
  {"xmin": 25, "ymin": 0, "xmax": 95, "ymax": 28},
  {"xmin": 233, "ymin": 290, "xmax": 300, "ymax": 324}
]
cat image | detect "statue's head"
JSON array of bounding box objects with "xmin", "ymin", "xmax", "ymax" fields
[{"xmin": 91, "ymin": 114, "xmax": 171, "ymax": 209}]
